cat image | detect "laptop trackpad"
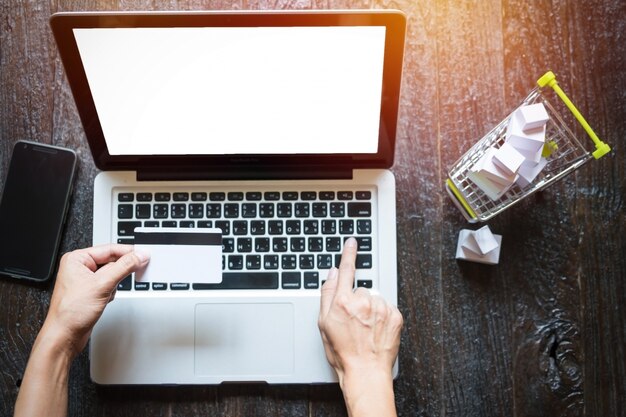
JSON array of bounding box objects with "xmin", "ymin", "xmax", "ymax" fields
[{"xmin": 194, "ymin": 303, "xmax": 295, "ymax": 378}]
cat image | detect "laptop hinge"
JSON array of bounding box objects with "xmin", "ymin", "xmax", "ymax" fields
[{"xmin": 136, "ymin": 167, "xmax": 353, "ymax": 182}]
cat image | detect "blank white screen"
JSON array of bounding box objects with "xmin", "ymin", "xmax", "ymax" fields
[{"xmin": 73, "ymin": 26, "xmax": 386, "ymax": 155}]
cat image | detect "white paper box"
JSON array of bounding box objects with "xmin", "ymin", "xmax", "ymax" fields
[
  {"xmin": 516, "ymin": 157, "xmax": 548, "ymax": 188},
  {"xmin": 506, "ymin": 110, "xmax": 546, "ymax": 151},
  {"xmin": 493, "ymin": 142, "xmax": 525, "ymax": 176},
  {"xmin": 471, "ymin": 147, "xmax": 518, "ymax": 186},
  {"xmin": 519, "ymin": 103, "xmax": 549, "ymax": 131},
  {"xmin": 456, "ymin": 229, "xmax": 502, "ymax": 265}
]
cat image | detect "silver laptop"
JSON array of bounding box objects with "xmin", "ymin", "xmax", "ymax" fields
[{"xmin": 51, "ymin": 10, "xmax": 406, "ymax": 384}]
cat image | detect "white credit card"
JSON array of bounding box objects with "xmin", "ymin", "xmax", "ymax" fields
[{"xmin": 133, "ymin": 227, "xmax": 222, "ymax": 283}]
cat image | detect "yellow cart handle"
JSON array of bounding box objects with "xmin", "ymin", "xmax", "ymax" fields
[{"xmin": 537, "ymin": 71, "xmax": 611, "ymax": 159}]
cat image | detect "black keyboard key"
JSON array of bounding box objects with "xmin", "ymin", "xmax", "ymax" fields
[
  {"xmin": 233, "ymin": 221, "xmax": 248, "ymax": 235},
  {"xmin": 136, "ymin": 204, "xmax": 151, "ymax": 219},
  {"xmin": 357, "ymin": 280, "xmax": 373, "ymax": 288},
  {"xmin": 277, "ymin": 203, "xmax": 292, "ymax": 218},
  {"xmin": 171, "ymin": 204, "xmax": 186, "ymax": 218},
  {"xmin": 348, "ymin": 202, "xmax": 372, "ymax": 217},
  {"xmin": 264, "ymin": 255, "xmax": 279, "ymax": 270},
  {"xmin": 282, "ymin": 272, "xmax": 301, "ymax": 289},
  {"xmin": 222, "ymin": 238, "xmax": 234, "ymax": 253},
  {"xmin": 144, "ymin": 221, "xmax": 159, "ymax": 227},
  {"xmin": 228, "ymin": 192, "xmax": 244, "ymax": 201},
  {"xmin": 236, "ymin": 238, "xmax": 252, "ymax": 253},
  {"xmin": 272, "ymin": 237, "xmax": 288, "ymax": 252},
  {"xmin": 189, "ymin": 203, "xmax": 204, "ymax": 218},
  {"xmin": 319, "ymin": 191, "xmax": 335, "ymax": 200},
  {"xmin": 180, "ymin": 221, "xmax": 194, "ymax": 228},
  {"xmin": 268, "ymin": 220, "xmax": 283, "ymax": 235},
  {"xmin": 299, "ymin": 254, "xmax": 315, "ymax": 269},
  {"xmin": 117, "ymin": 275, "xmax": 132, "ymax": 290},
  {"xmin": 312, "ymin": 203, "xmax": 327, "ymax": 217},
  {"xmin": 155, "ymin": 192, "xmax": 171, "ymax": 202},
  {"xmin": 294, "ymin": 203, "xmax": 310, "ymax": 218},
  {"xmin": 255, "ymin": 237, "xmax": 270, "ymax": 252},
  {"xmin": 304, "ymin": 272, "xmax": 319, "ymax": 289},
  {"xmin": 282, "ymin": 191, "xmax": 298, "ymax": 201},
  {"xmin": 290, "ymin": 237, "xmax": 305, "ymax": 252},
  {"xmin": 264, "ymin": 191, "xmax": 280, "ymax": 201},
  {"xmin": 337, "ymin": 191, "xmax": 353, "ymax": 200},
  {"xmin": 170, "ymin": 283, "xmax": 190, "ymax": 290},
  {"xmin": 250, "ymin": 220, "xmax": 265, "ymax": 235},
  {"xmin": 282, "ymin": 255, "xmax": 297, "ymax": 269},
  {"xmin": 206, "ymin": 203, "xmax": 221, "ymax": 218},
  {"xmin": 259, "ymin": 203, "xmax": 275, "ymax": 218},
  {"xmin": 308, "ymin": 237, "xmax": 323, "ymax": 252},
  {"xmin": 152, "ymin": 283, "xmax": 167, "ymax": 290},
  {"xmin": 137, "ymin": 192, "xmax": 153, "ymax": 202},
  {"xmin": 356, "ymin": 237, "xmax": 372, "ymax": 251},
  {"xmin": 246, "ymin": 192, "xmax": 262, "ymax": 201},
  {"xmin": 339, "ymin": 219, "xmax": 354, "ymax": 235},
  {"xmin": 224, "ymin": 203, "xmax": 239, "ymax": 218},
  {"xmin": 193, "ymin": 272, "xmax": 279, "ymax": 290},
  {"xmin": 118, "ymin": 193, "xmax": 134, "ymax": 202},
  {"xmin": 173, "ymin": 192, "xmax": 189, "ymax": 201},
  {"xmin": 153, "ymin": 204, "xmax": 168, "ymax": 219},
  {"xmin": 210, "ymin": 192, "xmax": 226, "ymax": 201},
  {"xmin": 322, "ymin": 220, "xmax": 336, "ymax": 235},
  {"xmin": 356, "ymin": 254, "xmax": 373, "ymax": 269},
  {"xmin": 162, "ymin": 221, "xmax": 177, "ymax": 227},
  {"xmin": 135, "ymin": 282, "xmax": 149, "ymax": 291},
  {"xmin": 246, "ymin": 255, "xmax": 262, "ymax": 270},
  {"xmin": 117, "ymin": 238, "xmax": 134, "ymax": 244},
  {"xmin": 356, "ymin": 191, "xmax": 371, "ymax": 200},
  {"xmin": 300, "ymin": 191, "xmax": 316, "ymax": 200},
  {"xmin": 118, "ymin": 204, "xmax": 133, "ymax": 219},
  {"xmin": 215, "ymin": 221, "xmax": 230, "ymax": 235},
  {"xmin": 191, "ymin": 192, "xmax": 207, "ymax": 201},
  {"xmin": 326, "ymin": 237, "xmax": 341, "ymax": 252},
  {"xmin": 118, "ymin": 221, "xmax": 141, "ymax": 236},
  {"xmin": 357, "ymin": 219, "xmax": 372, "ymax": 234},
  {"xmin": 330, "ymin": 202, "xmax": 345, "ymax": 217},
  {"xmin": 242, "ymin": 203, "xmax": 257, "ymax": 218},
  {"xmin": 228, "ymin": 255, "xmax": 244, "ymax": 270},
  {"xmin": 286, "ymin": 220, "xmax": 301, "ymax": 235},
  {"xmin": 317, "ymin": 254, "xmax": 333, "ymax": 269},
  {"xmin": 303, "ymin": 220, "xmax": 319, "ymax": 235},
  {"xmin": 198, "ymin": 220, "xmax": 213, "ymax": 228},
  {"xmin": 334, "ymin": 254, "xmax": 372, "ymax": 269}
]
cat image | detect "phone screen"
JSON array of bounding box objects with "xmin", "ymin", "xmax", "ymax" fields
[{"xmin": 0, "ymin": 141, "xmax": 76, "ymax": 281}]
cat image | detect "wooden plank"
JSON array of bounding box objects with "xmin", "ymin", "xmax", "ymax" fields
[{"xmin": 434, "ymin": 1, "xmax": 514, "ymax": 416}]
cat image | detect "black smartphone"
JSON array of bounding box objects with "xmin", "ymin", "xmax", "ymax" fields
[{"xmin": 0, "ymin": 141, "xmax": 77, "ymax": 282}]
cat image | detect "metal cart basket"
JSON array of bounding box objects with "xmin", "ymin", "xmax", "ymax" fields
[{"xmin": 446, "ymin": 71, "xmax": 611, "ymax": 223}]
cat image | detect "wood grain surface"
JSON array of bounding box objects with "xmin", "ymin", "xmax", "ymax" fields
[{"xmin": 1, "ymin": 1, "xmax": 625, "ymax": 416}]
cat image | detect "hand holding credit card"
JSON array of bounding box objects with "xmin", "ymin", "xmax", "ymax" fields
[{"xmin": 134, "ymin": 228, "xmax": 222, "ymax": 283}]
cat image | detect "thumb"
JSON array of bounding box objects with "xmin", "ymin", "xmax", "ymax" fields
[
  {"xmin": 320, "ymin": 267, "xmax": 339, "ymax": 318},
  {"xmin": 96, "ymin": 250, "xmax": 150, "ymax": 290}
]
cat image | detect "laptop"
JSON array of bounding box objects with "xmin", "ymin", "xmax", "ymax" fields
[{"xmin": 50, "ymin": 10, "xmax": 406, "ymax": 384}]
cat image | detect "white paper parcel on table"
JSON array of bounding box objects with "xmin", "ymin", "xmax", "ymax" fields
[{"xmin": 134, "ymin": 227, "xmax": 223, "ymax": 283}]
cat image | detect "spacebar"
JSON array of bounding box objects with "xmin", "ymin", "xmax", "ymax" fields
[{"xmin": 192, "ymin": 272, "xmax": 279, "ymax": 290}]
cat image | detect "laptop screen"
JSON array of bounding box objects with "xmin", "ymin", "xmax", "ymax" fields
[
  {"xmin": 73, "ymin": 26, "xmax": 385, "ymax": 156},
  {"xmin": 51, "ymin": 11, "xmax": 406, "ymax": 173}
]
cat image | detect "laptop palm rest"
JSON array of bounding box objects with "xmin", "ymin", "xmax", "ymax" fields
[{"xmin": 194, "ymin": 303, "xmax": 295, "ymax": 378}]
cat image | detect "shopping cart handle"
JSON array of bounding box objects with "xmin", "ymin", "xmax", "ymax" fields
[{"xmin": 537, "ymin": 71, "xmax": 611, "ymax": 159}]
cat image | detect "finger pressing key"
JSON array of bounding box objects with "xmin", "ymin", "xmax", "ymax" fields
[{"xmin": 336, "ymin": 237, "xmax": 358, "ymax": 294}]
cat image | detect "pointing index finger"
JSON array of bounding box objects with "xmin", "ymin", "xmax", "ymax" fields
[{"xmin": 336, "ymin": 237, "xmax": 358, "ymax": 294}]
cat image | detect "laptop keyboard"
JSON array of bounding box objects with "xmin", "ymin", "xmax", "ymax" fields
[{"xmin": 114, "ymin": 189, "xmax": 376, "ymax": 292}]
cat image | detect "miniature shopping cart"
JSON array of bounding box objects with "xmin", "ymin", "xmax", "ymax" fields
[{"xmin": 445, "ymin": 71, "xmax": 611, "ymax": 223}]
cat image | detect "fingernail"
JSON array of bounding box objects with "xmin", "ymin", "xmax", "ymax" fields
[
  {"xmin": 327, "ymin": 267, "xmax": 338, "ymax": 280},
  {"xmin": 345, "ymin": 237, "xmax": 357, "ymax": 248},
  {"xmin": 134, "ymin": 250, "xmax": 150, "ymax": 263}
]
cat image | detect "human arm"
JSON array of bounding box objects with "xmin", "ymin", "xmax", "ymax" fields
[
  {"xmin": 318, "ymin": 237, "xmax": 403, "ymax": 417},
  {"xmin": 14, "ymin": 244, "xmax": 149, "ymax": 417}
]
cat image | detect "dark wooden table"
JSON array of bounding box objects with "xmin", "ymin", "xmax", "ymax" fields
[{"xmin": 1, "ymin": 1, "xmax": 624, "ymax": 416}]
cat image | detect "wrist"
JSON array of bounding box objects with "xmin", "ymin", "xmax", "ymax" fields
[
  {"xmin": 35, "ymin": 320, "xmax": 80, "ymax": 363},
  {"xmin": 339, "ymin": 366, "xmax": 396, "ymax": 417}
]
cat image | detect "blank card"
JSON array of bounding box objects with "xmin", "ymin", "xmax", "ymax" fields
[{"xmin": 134, "ymin": 227, "xmax": 222, "ymax": 283}]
